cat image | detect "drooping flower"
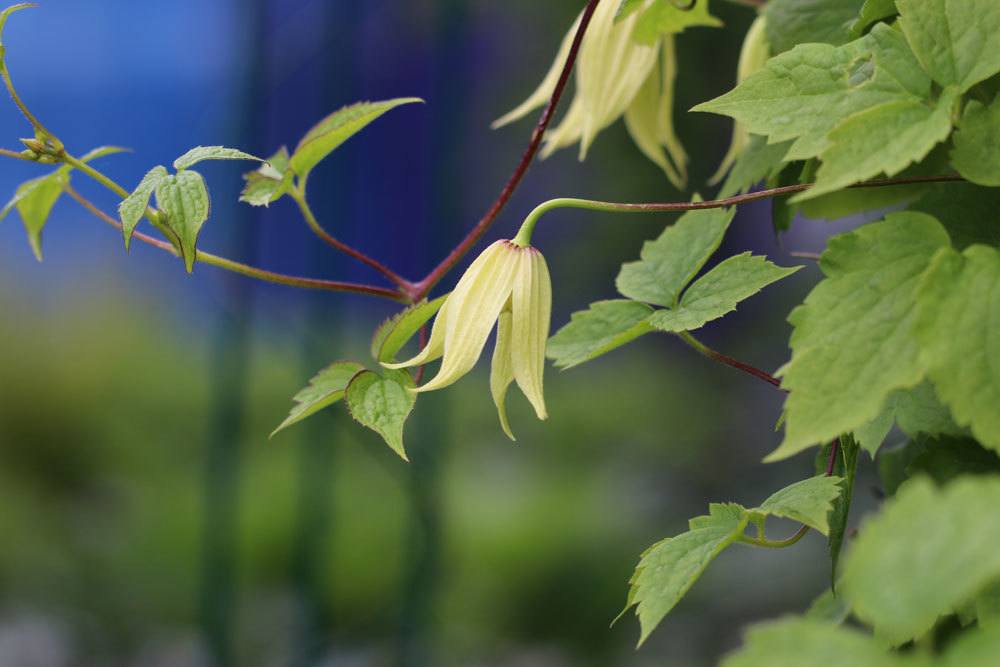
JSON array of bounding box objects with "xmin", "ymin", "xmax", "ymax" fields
[
  {"xmin": 383, "ymin": 240, "xmax": 552, "ymax": 440},
  {"xmin": 494, "ymin": 0, "xmax": 720, "ymax": 189}
]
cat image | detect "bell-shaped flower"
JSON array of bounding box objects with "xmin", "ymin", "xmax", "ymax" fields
[
  {"xmin": 494, "ymin": 0, "xmax": 718, "ymax": 189},
  {"xmin": 383, "ymin": 240, "xmax": 552, "ymax": 440}
]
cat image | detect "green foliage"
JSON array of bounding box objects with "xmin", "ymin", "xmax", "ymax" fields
[
  {"xmin": 951, "ymin": 95, "xmax": 1000, "ymax": 186},
  {"xmin": 240, "ymin": 146, "xmax": 293, "ymax": 207},
  {"xmin": 851, "ymin": 0, "xmax": 899, "ymax": 37},
  {"xmin": 722, "ymin": 618, "xmax": 909, "ymax": 667},
  {"xmin": 119, "ymin": 165, "xmax": 167, "ymax": 250},
  {"xmin": 764, "ymin": 0, "xmax": 866, "ymax": 55},
  {"xmin": 370, "ymin": 295, "xmax": 447, "ymax": 363},
  {"xmin": 345, "ymin": 368, "xmax": 416, "ymax": 460},
  {"xmin": 826, "ymin": 435, "xmax": 859, "ymax": 584},
  {"xmin": 271, "ymin": 361, "xmax": 365, "ymax": 437},
  {"xmin": 2, "ymin": 170, "xmax": 66, "ymax": 260},
  {"xmin": 718, "ymin": 134, "xmax": 791, "ymax": 198},
  {"xmin": 547, "ymin": 300, "xmax": 654, "ymax": 370},
  {"xmin": 172, "ymin": 146, "xmax": 261, "ymax": 171},
  {"xmin": 289, "ymin": 98, "xmax": 423, "ymax": 180},
  {"xmin": 154, "ymin": 170, "xmax": 211, "ymax": 273},
  {"xmin": 631, "ymin": 0, "xmax": 721, "ymax": 44},
  {"xmin": 751, "ymin": 474, "xmax": 843, "ymax": 535},
  {"xmin": 842, "ymin": 477, "xmax": 1000, "ymax": 644}
]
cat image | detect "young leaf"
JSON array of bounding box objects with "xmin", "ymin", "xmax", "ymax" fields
[
  {"xmin": 173, "ymin": 146, "xmax": 262, "ymax": 171},
  {"xmin": 8, "ymin": 170, "xmax": 68, "ymax": 260},
  {"xmin": 722, "ymin": 618, "xmax": 905, "ymax": 667},
  {"xmin": 547, "ymin": 300, "xmax": 654, "ymax": 370},
  {"xmin": 827, "ymin": 435, "xmax": 859, "ymax": 585},
  {"xmin": 271, "ymin": 361, "xmax": 365, "ymax": 437},
  {"xmin": 154, "ymin": 170, "xmax": 210, "ymax": 273},
  {"xmin": 842, "ymin": 477, "xmax": 1000, "ymax": 645},
  {"xmin": 764, "ymin": 0, "xmax": 866, "ymax": 54},
  {"xmin": 857, "ymin": 382, "xmax": 963, "ymax": 457},
  {"xmin": 616, "ymin": 206, "xmax": 735, "ymax": 308},
  {"xmin": 119, "ymin": 165, "xmax": 168, "ymax": 250},
  {"xmin": 632, "ymin": 0, "xmax": 721, "ymax": 44},
  {"xmin": 751, "ymin": 474, "xmax": 843, "ymax": 536},
  {"xmin": 345, "ymin": 368, "xmax": 416, "ymax": 461},
  {"xmin": 951, "ymin": 95, "xmax": 1000, "ymax": 186},
  {"xmin": 916, "ymin": 245, "xmax": 1000, "ymax": 452},
  {"xmin": 851, "ymin": 0, "xmax": 899, "ymax": 37},
  {"xmin": 897, "ymin": 0, "xmax": 1000, "ymax": 92},
  {"xmin": 290, "ymin": 98, "xmax": 423, "ymax": 179},
  {"xmin": 78, "ymin": 145, "xmax": 130, "ymax": 162},
  {"xmin": 770, "ymin": 213, "xmax": 951, "ymax": 461},
  {"xmin": 646, "ymin": 253, "xmax": 801, "ymax": 333},
  {"xmin": 240, "ymin": 146, "xmax": 292, "ymax": 207},
  {"xmin": 370, "ymin": 295, "xmax": 448, "ymax": 363},
  {"xmin": 624, "ymin": 503, "xmax": 749, "ymax": 646},
  {"xmin": 718, "ymin": 135, "xmax": 791, "ymax": 198}
]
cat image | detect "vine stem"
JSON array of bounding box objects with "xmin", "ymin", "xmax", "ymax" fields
[
  {"xmin": 411, "ymin": 0, "xmax": 603, "ymax": 300},
  {"xmin": 678, "ymin": 331, "xmax": 783, "ymax": 390},
  {"xmin": 290, "ymin": 186, "xmax": 417, "ymax": 298},
  {"xmin": 64, "ymin": 185, "xmax": 406, "ymax": 301},
  {"xmin": 0, "ymin": 146, "xmax": 33, "ymax": 161}
]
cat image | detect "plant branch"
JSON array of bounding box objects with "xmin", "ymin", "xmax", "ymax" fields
[
  {"xmin": 0, "ymin": 146, "xmax": 33, "ymax": 161},
  {"xmin": 678, "ymin": 331, "xmax": 783, "ymax": 390},
  {"xmin": 412, "ymin": 0, "xmax": 603, "ymax": 299},
  {"xmin": 740, "ymin": 524, "xmax": 809, "ymax": 549},
  {"xmin": 289, "ymin": 187, "xmax": 417, "ymax": 298},
  {"xmin": 64, "ymin": 185, "xmax": 406, "ymax": 301}
]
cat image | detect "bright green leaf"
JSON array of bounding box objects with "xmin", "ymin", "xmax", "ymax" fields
[
  {"xmin": 290, "ymin": 98, "xmax": 423, "ymax": 179},
  {"xmin": 154, "ymin": 170, "xmax": 210, "ymax": 273},
  {"xmin": 722, "ymin": 618, "xmax": 907, "ymax": 667},
  {"xmin": 897, "ymin": 0, "xmax": 1000, "ymax": 92},
  {"xmin": 770, "ymin": 213, "xmax": 951, "ymax": 461},
  {"xmin": 616, "ymin": 206, "xmax": 735, "ymax": 308},
  {"xmin": 806, "ymin": 588, "xmax": 852, "ymax": 624},
  {"xmin": 371, "ymin": 295, "xmax": 448, "ymax": 363},
  {"xmin": 119, "ymin": 165, "xmax": 167, "ymax": 250},
  {"xmin": 916, "ymin": 245, "xmax": 1000, "ymax": 452},
  {"xmin": 240, "ymin": 146, "xmax": 292, "ymax": 207},
  {"xmin": 78, "ymin": 145, "xmax": 129, "ymax": 162},
  {"xmin": 271, "ymin": 361, "xmax": 365, "ymax": 437},
  {"xmin": 951, "ymin": 95, "xmax": 1000, "ymax": 186},
  {"xmin": 632, "ymin": 0, "xmax": 722, "ymax": 44},
  {"xmin": 851, "ymin": 0, "xmax": 899, "ymax": 37},
  {"xmin": 719, "ymin": 134, "xmax": 791, "ymax": 198},
  {"xmin": 646, "ymin": 253, "xmax": 801, "ymax": 333},
  {"xmin": 173, "ymin": 145, "xmax": 262, "ymax": 171},
  {"xmin": 8, "ymin": 171, "xmax": 67, "ymax": 261},
  {"xmin": 941, "ymin": 627, "xmax": 1000, "ymax": 667},
  {"xmin": 752, "ymin": 475, "xmax": 843, "ymax": 536},
  {"xmin": 842, "ymin": 477, "xmax": 1000, "ymax": 645},
  {"xmin": 765, "ymin": 0, "xmax": 866, "ymax": 54},
  {"xmin": 546, "ymin": 300, "xmax": 655, "ymax": 370},
  {"xmin": 855, "ymin": 381, "xmax": 963, "ymax": 457},
  {"xmin": 345, "ymin": 368, "xmax": 417, "ymax": 461}
]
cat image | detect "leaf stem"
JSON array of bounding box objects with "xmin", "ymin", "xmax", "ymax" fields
[
  {"xmin": 0, "ymin": 146, "xmax": 33, "ymax": 161},
  {"xmin": 289, "ymin": 186, "xmax": 417, "ymax": 298},
  {"xmin": 677, "ymin": 331, "xmax": 783, "ymax": 390},
  {"xmin": 412, "ymin": 0, "xmax": 603, "ymax": 299},
  {"xmin": 740, "ymin": 525, "xmax": 809, "ymax": 549},
  {"xmin": 0, "ymin": 4, "xmax": 60, "ymax": 145},
  {"xmin": 64, "ymin": 185, "xmax": 406, "ymax": 301}
]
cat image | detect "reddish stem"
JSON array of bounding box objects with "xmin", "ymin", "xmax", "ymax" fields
[{"xmin": 706, "ymin": 349, "xmax": 783, "ymax": 389}]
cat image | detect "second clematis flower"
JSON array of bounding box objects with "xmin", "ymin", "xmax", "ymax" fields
[{"xmin": 383, "ymin": 238, "xmax": 552, "ymax": 440}]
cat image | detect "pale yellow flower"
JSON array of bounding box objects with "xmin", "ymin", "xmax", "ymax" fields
[{"xmin": 383, "ymin": 240, "xmax": 552, "ymax": 440}]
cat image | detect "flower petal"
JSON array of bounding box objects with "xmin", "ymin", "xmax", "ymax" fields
[
  {"xmin": 381, "ymin": 296, "xmax": 450, "ymax": 370},
  {"xmin": 490, "ymin": 308, "xmax": 516, "ymax": 441},
  {"xmin": 511, "ymin": 248, "xmax": 552, "ymax": 420},
  {"xmin": 624, "ymin": 40, "xmax": 685, "ymax": 188},
  {"xmin": 417, "ymin": 241, "xmax": 519, "ymax": 393}
]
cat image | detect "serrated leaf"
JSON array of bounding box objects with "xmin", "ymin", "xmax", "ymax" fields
[
  {"xmin": 546, "ymin": 300, "xmax": 654, "ymax": 370},
  {"xmin": 173, "ymin": 146, "xmax": 262, "ymax": 171},
  {"xmin": 694, "ymin": 25, "xmax": 934, "ymax": 162},
  {"xmin": 764, "ymin": 0, "xmax": 867, "ymax": 54},
  {"xmin": 842, "ymin": 477, "xmax": 1000, "ymax": 645},
  {"xmin": 370, "ymin": 295, "xmax": 448, "ymax": 363},
  {"xmin": 8, "ymin": 171, "xmax": 67, "ymax": 261},
  {"xmin": 616, "ymin": 206, "xmax": 734, "ymax": 308},
  {"xmin": 647, "ymin": 253, "xmax": 801, "ymax": 333},
  {"xmin": 271, "ymin": 361, "xmax": 365, "ymax": 437},
  {"xmin": 897, "ymin": 0, "xmax": 1000, "ymax": 92},
  {"xmin": 951, "ymin": 95, "xmax": 1000, "ymax": 186},
  {"xmin": 770, "ymin": 213, "xmax": 951, "ymax": 461},
  {"xmin": 625, "ymin": 503, "xmax": 749, "ymax": 645},
  {"xmin": 119, "ymin": 165, "xmax": 167, "ymax": 250},
  {"xmin": 240, "ymin": 146, "xmax": 292, "ymax": 207},
  {"xmin": 722, "ymin": 618, "xmax": 906, "ymax": 667},
  {"xmin": 857, "ymin": 382, "xmax": 963, "ymax": 457},
  {"xmin": 916, "ymin": 245, "xmax": 1000, "ymax": 452},
  {"xmin": 290, "ymin": 98, "xmax": 423, "ymax": 179},
  {"xmin": 345, "ymin": 368, "xmax": 416, "ymax": 461},
  {"xmin": 154, "ymin": 170, "xmax": 210, "ymax": 273},
  {"xmin": 795, "ymin": 89, "xmax": 957, "ymax": 202},
  {"xmin": 911, "ymin": 182, "xmax": 1000, "ymax": 250},
  {"xmin": 851, "ymin": 0, "xmax": 899, "ymax": 37},
  {"xmin": 632, "ymin": 0, "xmax": 722, "ymax": 44},
  {"xmin": 752, "ymin": 475, "xmax": 843, "ymax": 536},
  {"xmin": 718, "ymin": 134, "xmax": 791, "ymax": 198}
]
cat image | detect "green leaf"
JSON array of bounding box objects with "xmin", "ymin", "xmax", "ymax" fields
[
  {"xmin": 370, "ymin": 295, "xmax": 448, "ymax": 363},
  {"xmin": 855, "ymin": 382, "xmax": 963, "ymax": 457},
  {"xmin": 907, "ymin": 436, "xmax": 1000, "ymax": 487},
  {"xmin": 345, "ymin": 368, "xmax": 416, "ymax": 461},
  {"xmin": 119, "ymin": 165, "xmax": 168, "ymax": 250},
  {"xmin": 951, "ymin": 95, "xmax": 1000, "ymax": 186},
  {"xmin": 851, "ymin": 0, "xmax": 899, "ymax": 37},
  {"xmin": 646, "ymin": 253, "xmax": 801, "ymax": 333},
  {"xmin": 694, "ymin": 25, "xmax": 934, "ymax": 162},
  {"xmin": 290, "ymin": 98, "xmax": 423, "ymax": 179},
  {"xmin": 897, "ymin": 0, "xmax": 1000, "ymax": 92},
  {"xmin": 154, "ymin": 170, "xmax": 210, "ymax": 273},
  {"xmin": 806, "ymin": 588, "xmax": 852, "ymax": 624},
  {"xmin": 877, "ymin": 439, "xmax": 924, "ymax": 497},
  {"xmin": 271, "ymin": 361, "xmax": 365, "ymax": 437},
  {"xmin": 7, "ymin": 170, "xmax": 68, "ymax": 261},
  {"xmin": 827, "ymin": 435, "xmax": 859, "ymax": 585},
  {"xmin": 718, "ymin": 135, "xmax": 792, "ymax": 198},
  {"xmin": 78, "ymin": 145, "xmax": 130, "ymax": 162},
  {"xmin": 770, "ymin": 213, "xmax": 951, "ymax": 461},
  {"xmin": 547, "ymin": 300, "xmax": 655, "ymax": 370},
  {"xmin": 751, "ymin": 475, "xmax": 843, "ymax": 536},
  {"xmin": 721, "ymin": 618, "xmax": 906, "ymax": 667},
  {"xmin": 910, "ymin": 182, "xmax": 1000, "ymax": 250},
  {"xmin": 764, "ymin": 0, "xmax": 867, "ymax": 54},
  {"xmin": 975, "ymin": 584, "xmax": 1000, "ymax": 631},
  {"xmin": 843, "ymin": 477, "xmax": 1000, "ymax": 644},
  {"xmin": 916, "ymin": 245, "xmax": 1000, "ymax": 452},
  {"xmin": 616, "ymin": 206, "xmax": 735, "ymax": 308},
  {"xmin": 941, "ymin": 627, "xmax": 1000, "ymax": 667},
  {"xmin": 632, "ymin": 0, "xmax": 722, "ymax": 44},
  {"xmin": 173, "ymin": 145, "xmax": 262, "ymax": 171},
  {"xmin": 240, "ymin": 146, "xmax": 292, "ymax": 207},
  {"xmin": 795, "ymin": 89, "xmax": 957, "ymax": 202},
  {"xmin": 624, "ymin": 503, "xmax": 749, "ymax": 645}
]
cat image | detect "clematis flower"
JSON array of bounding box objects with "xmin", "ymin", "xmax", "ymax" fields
[
  {"xmin": 383, "ymin": 240, "xmax": 552, "ymax": 440},
  {"xmin": 493, "ymin": 0, "xmax": 719, "ymax": 189}
]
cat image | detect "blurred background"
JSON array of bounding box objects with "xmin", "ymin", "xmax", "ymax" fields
[{"xmin": 0, "ymin": 1, "xmax": 874, "ymax": 665}]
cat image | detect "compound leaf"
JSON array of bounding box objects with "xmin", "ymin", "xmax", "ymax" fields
[
  {"xmin": 547, "ymin": 300, "xmax": 655, "ymax": 370},
  {"xmin": 752, "ymin": 474, "xmax": 843, "ymax": 536},
  {"xmin": 271, "ymin": 361, "xmax": 365, "ymax": 437},
  {"xmin": 371, "ymin": 295, "xmax": 448, "ymax": 363}
]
